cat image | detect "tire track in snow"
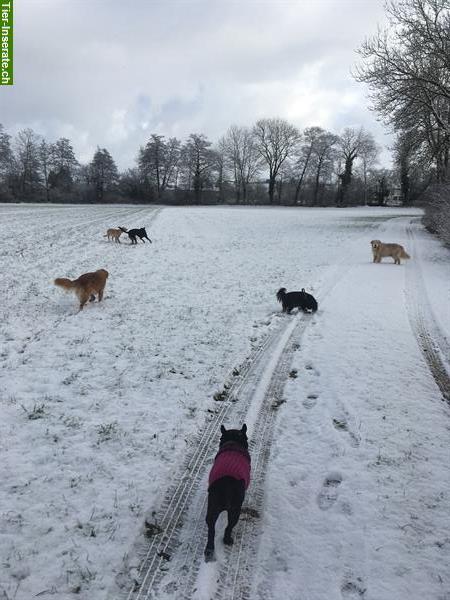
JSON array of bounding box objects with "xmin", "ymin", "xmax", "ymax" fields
[
  {"xmin": 405, "ymin": 220, "xmax": 450, "ymax": 402},
  {"xmin": 118, "ymin": 256, "xmax": 354, "ymax": 600},
  {"xmin": 120, "ymin": 318, "xmax": 292, "ymax": 600}
]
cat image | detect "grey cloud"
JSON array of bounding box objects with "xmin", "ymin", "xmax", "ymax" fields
[{"xmin": 2, "ymin": 0, "xmax": 390, "ymax": 169}]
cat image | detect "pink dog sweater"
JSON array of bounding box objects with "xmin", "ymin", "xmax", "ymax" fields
[{"xmin": 208, "ymin": 441, "xmax": 251, "ymax": 490}]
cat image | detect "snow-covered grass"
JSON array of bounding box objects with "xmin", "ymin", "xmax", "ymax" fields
[{"xmin": 0, "ymin": 204, "xmax": 449, "ymax": 600}]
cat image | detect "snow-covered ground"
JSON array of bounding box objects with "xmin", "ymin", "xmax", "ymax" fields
[{"xmin": 0, "ymin": 204, "xmax": 449, "ymax": 600}]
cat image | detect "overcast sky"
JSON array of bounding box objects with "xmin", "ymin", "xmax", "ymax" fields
[{"xmin": 1, "ymin": 0, "xmax": 392, "ymax": 169}]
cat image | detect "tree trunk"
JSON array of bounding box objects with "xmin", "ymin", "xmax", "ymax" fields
[
  {"xmin": 294, "ymin": 149, "xmax": 312, "ymax": 204},
  {"xmin": 337, "ymin": 157, "xmax": 353, "ymax": 206},
  {"xmin": 268, "ymin": 176, "xmax": 275, "ymax": 203},
  {"xmin": 313, "ymin": 157, "xmax": 324, "ymax": 206}
]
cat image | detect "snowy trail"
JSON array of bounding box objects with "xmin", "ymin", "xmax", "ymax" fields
[
  {"xmin": 253, "ymin": 215, "xmax": 450, "ymax": 600},
  {"xmin": 119, "ymin": 223, "xmax": 388, "ymax": 600},
  {"xmin": 405, "ymin": 219, "xmax": 450, "ymax": 401}
]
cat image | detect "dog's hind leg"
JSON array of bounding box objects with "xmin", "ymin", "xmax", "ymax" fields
[
  {"xmin": 205, "ymin": 489, "xmax": 222, "ymax": 562},
  {"xmin": 223, "ymin": 506, "xmax": 242, "ymax": 546},
  {"xmin": 77, "ymin": 290, "xmax": 90, "ymax": 311},
  {"xmin": 223, "ymin": 480, "xmax": 245, "ymax": 545},
  {"xmin": 205, "ymin": 509, "xmax": 219, "ymax": 562}
]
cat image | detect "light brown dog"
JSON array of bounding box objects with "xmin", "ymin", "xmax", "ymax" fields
[
  {"xmin": 370, "ymin": 240, "xmax": 410, "ymax": 265},
  {"xmin": 54, "ymin": 269, "xmax": 109, "ymax": 310},
  {"xmin": 104, "ymin": 228, "xmax": 126, "ymax": 243}
]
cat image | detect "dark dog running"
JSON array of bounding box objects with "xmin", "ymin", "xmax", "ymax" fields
[
  {"xmin": 119, "ymin": 227, "xmax": 152, "ymax": 245},
  {"xmin": 204, "ymin": 424, "xmax": 251, "ymax": 562},
  {"xmin": 277, "ymin": 287, "xmax": 318, "ymax": 313}
]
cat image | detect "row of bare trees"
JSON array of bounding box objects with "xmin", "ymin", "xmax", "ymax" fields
[
  {"xmin": 0, "ymin": 125, "xmax": 119, "ymax": 203},
  {"xmin": 135, "ymin": 121, "xmax": 381, "ymax": 205},
  {"xmin": 0, "ymin": 119, "xmax": 384, "ymax": 206}
]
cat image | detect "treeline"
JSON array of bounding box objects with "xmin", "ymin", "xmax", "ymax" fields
[
  {"xmin": 355, "ymin": 0, "xmax": 450, "ymax": 245},
  {"xmin": 0, "ymin": 120, "xmax": 397, "ymax": 207}
]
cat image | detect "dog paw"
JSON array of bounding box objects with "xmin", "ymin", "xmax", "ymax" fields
[
  {"xmin": 223, "ymin": 535, "xmax": 234, "ymax": 546},
  {"xmin": 317, "ymin": 473, "xmax": 342, "ymax": 510},
  {"xmin": 204, "ymin": 548, "xmax": 216, "ymax": 562}
]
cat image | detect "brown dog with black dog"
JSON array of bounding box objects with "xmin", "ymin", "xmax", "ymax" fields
[{"xmin": 119, "ymin": 227, "xmax": 152, "ymax": 245}]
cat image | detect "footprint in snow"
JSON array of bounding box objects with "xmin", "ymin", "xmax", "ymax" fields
[
  {"xmin": 333, "ymin": 417, "xmax": 361, "ymax": 448},
  {"xmin": 317, "ymin": 473, "xmax": 342, "ymax": 510},
  {"xmin": 340, "ymin": 500, "xmax": 353, "ymax": 516},
  {"xmin": 305, "ymin": 362, "xmax": 320, "ymax": 376},
  {"xmin": 341, "ymin": 578, "xmax": 367, "ymax": 598},
  {"xmin": 333, "ymin": 417, "xmax": 349, "ymax": 432},
  {"xmin": 303, "ymin": 393, "xmax": 318, "ymax": 409}
]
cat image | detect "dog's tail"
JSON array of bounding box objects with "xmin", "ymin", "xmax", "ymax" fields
[
  {"xmin": 103, "ymin": 234, "xmax": 108, "ymax": 237},
  {"xmin": 54, "ymin": 277, "xmax": 76, "ymax": 290},
  {"xmin": 276, "ymin": 288, "xmax": 287, "ymax": 303},
  {"xmin": 118, "ymin": 226, "xmax": 128, "ymax": 232},
  {"xmin": 401, "ymin": 249, "xmax": 411, "ymax": 259}
]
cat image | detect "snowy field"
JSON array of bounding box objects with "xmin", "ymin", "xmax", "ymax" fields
[{"xmin": 1, "ymin": 204, "xmax": 449, "ymax": 600}]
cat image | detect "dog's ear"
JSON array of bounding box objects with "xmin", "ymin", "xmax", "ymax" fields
[
  {"xmin": 241, "ymin": 424, "xmax": 247, "ymax": 434},
  {"xmin": 221, "ymin": 425, "xmax": 226, "ymax": 434}
]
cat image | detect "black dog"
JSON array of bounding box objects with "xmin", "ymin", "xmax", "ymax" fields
[
  {"xmin": 276, "ymin": 287, "xmax": 318, "ymax": 313},
  {"xmin": 204, "ymin": 424, "xmax": 251, "ymax": 562},
  {"xmin": 119, "ymin": 227, "xmax": 152, "ymax": 245}
]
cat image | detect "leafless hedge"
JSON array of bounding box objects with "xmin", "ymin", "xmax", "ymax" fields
[{"xmin": 422, "ymin": 184, "xmax": 450, "ymax": 247}]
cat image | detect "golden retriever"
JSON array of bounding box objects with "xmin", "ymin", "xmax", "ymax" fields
[
  {"xmin": 104, "ymin": 227, "xmax": 126, "ymax": 243},
  {"xmin": 370, "ymin": 240, "xmax": 410, "ymax": 265},
  {"xmin": 54, "ymin": 269, "xmax": 109, "ymax": 310}
]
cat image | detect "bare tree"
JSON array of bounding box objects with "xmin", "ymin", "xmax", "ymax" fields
[
  {"xmin": 310, "ymin": 130, "xmax": 339, "ymax": 205},
  {"xmin": 220, "ymin": 125, "xmax": 262, "ymax": 203},
  {"xmin": 0, "ymin": 123, "xmax": 12, "ymax": 176},
  {"xmin": 336, "ymin": 127, "xmax": 376, "ymax": 205},
  {"xmin": 356, "ymin": 131, "xmax": 379, "ymax": 204},
  {"xmin": 0, "ymin": 124, "xmax": 12, "ymax": 200},
  {"xmin": 292, "ymin": 128, "xmax": 312, "ymax": 204},
  {"xmin": 88, "ymin": 147, "xmax": 118, "ymax": 201},
  {"xmin": 181, "ymin": 134, "xmax": 217, "ymax": 203},
  {"xmin": 292, "ymin": 127, "xmax": 338, "ymax": 205},
  {"xmin": 138, "ymin": 134, "xmax": 181, "ymax": 200},
  {"xmin": 393, "ymin": 129, "xmax": 433, "ymax": 203},
  {"xmin": 38, "ymin": 140, "xmax": 53, "ymax": 202},
  {"xmin": 252, "ymin": 118, "xmax": 300, "ymax": 203},
  {"xmin": 214, "ymin": 137, "xmax": 229, "ymax": 203},
  {"xmin": 50, "ymin": 137, "xmax": 79, "ymax": 192},
  {"xmin": 355, "ymin": 0, "xmax": 450, "ymax": 182},
  {"xmin": 14, "ymin": 128, "xmax": 42, "ymax": 198}
]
